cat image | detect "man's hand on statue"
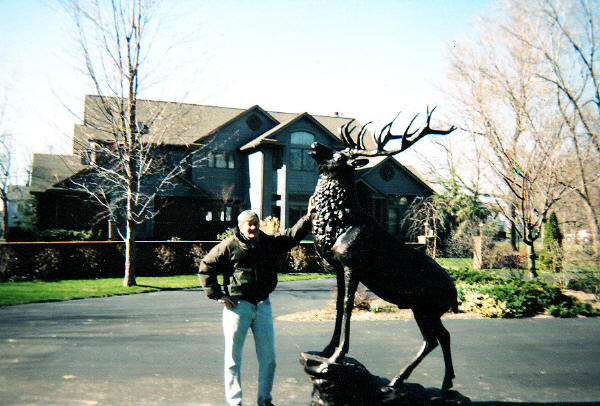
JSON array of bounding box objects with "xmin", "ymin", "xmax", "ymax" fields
[
  {"xmin": 308, "ymin": 194, "xmax": 316, "ymax": 214},
  {"xmin": 219, "ymin": 296, "xmax": 237, "ymax": 309}
]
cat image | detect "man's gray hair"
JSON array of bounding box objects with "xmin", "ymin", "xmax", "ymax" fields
[{"xmin": 238, "ymin": 210, "xmax": 259, "ymax": 226}]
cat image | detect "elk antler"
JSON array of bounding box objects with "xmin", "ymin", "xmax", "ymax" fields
[
  {"xmin": 340, "ymin": 119, "xmax": 372, "ymax": 151},
  {"xmin": 342, "ymin": 107, "xmax": 455, "ymax": 157}
]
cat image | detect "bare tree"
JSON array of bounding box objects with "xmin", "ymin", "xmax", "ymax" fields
[
  {"xmin": 62, "ymin": 0, "xmax": 207, "ymax": 286},
  {"xmin": 446, "ymin": 9, "xmax": 569, "ymax": 278},
  {"xmin": 0, "ymin": 90, "xmax": 12, "ymax": 240},
  {"xmin": 403, "ymin": 196, "xmax": 447, "ymax": 259},
  {"xmin": 502, "ymin": 0, "xmax": 600, "ymax": 260}
]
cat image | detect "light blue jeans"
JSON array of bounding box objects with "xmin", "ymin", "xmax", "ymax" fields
[{"xmin": 222, "ymin": 298, "xmax": 276, "ymax": 406}]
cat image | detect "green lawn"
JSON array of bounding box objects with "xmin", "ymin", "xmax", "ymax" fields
[
  {"xmin": 436, "ymin": 257, "xmax": 472, "ymax": 270},
  {"xmin": 0, "ymin": 273, "xmax": 333, "ymax": 307}
]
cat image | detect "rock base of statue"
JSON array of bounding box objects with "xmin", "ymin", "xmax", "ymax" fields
[{"xmin": 299, "ymin": 351, "xmax": 471, "ymax": 406}]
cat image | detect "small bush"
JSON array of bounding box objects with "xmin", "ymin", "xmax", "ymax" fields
[
  {"xmin": 353, "ymin": 289, "xmax": 373, "ymax": 311},
  {"xmin": 447, "ymin": 267, "xmax": 504, "ymax": 285},
  {"xmin": 287, "ymin": 245, "xmax": 311, "ymax": 273},
  {"xmin": 330, "ymin": 287, "xmax": 373, "ymax": 311},
  {"xmin": 458, "ymin": 290, "xmax": 507, "ymax": 318},
  {"xmin": 188, "ymin": 244, "xmax": 208, "ymax": 271},
  {"xmin": 548, "ymin": 299, "xmax": 597, "ymax": 318},
  {"xmin": 217, "ymin": 228, "xmax": 235, "ymax": 240},
  {"xmin": 483, "ymin": 243, "xmax": 527, "ymax": 269},
  {"xmin": 68, "ymin": 247, "xmax": 103, "ymax": 279},
  {"xmin": 0, "ymin": 248, "xmax": 22, "ymax": 282},
  {"xmin": 32, "ymin": 248, "xmax": 61, "ymax": 280},
  {"xmin": 567, "ymin": 274, "xmax": 600, "ymax": 296},
  {"xmin": 154, "ymin": 245, "xmax": 178, "ymax": 275}
]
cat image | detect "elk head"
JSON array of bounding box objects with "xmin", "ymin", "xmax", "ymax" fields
[{"xmin": 310, "ymin": 107, "xmax": 455, "ymax": 178}]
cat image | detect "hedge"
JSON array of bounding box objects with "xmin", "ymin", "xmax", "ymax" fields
[
  {"xmin": 0, "ymin": 241, "xmax": 331, "ymax": 282},
  {"xmin": 0, "ymin": 241, "xmax": 219, "ymax": 282}
]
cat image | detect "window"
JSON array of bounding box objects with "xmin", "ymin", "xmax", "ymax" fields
[
  {"xmin": 205, "ymin": 211, "xmax": 213, "ymax": 221},
  {"xmin": 208, "ymin": 152, "xmax": 235, "ymax": 169},
  {"xmin": 220, "ymin": 207, "xmax": 233, "ymax": 222},
  {"xmin": 291, "ymin": 131, "xmax": 314, "ymax": 145},
  {"xmin": 246, "ymin": 114, "xmax": 262, "ymax": 131},
  {"xmin": 388, "ymin": 207, "xmax": 400, "ymax": 234},
  {"xmin": 289, "ymin": 148, "xmax": 315, "ymax": 171},
  {"xmin": 289, "ymin": 132, "xmax": 315, "ymax": 171}
]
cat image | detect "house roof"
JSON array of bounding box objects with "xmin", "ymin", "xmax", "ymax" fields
[
  {"xmin": 79, "ymin": 95, "xmax": 357, "ymax": 149},
  {"xmin": 29, "ymin": 154, "xmax": 87, "ymax": 193}
]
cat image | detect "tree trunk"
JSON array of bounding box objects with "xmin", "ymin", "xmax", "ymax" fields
[
  {"xmin": 123, "ymin": 217, "xmax": 136, "ymax": 287},
  {"xmin": 2, "ymin": 202, "xmax": 8, "ymax": 240},
  {"xmin": 510, "ymin": 206, "xmax": 518, "ymax": 251},
  {"xmin": 526, "ymin": 242, "xmax": 537, "ymax": 279}
]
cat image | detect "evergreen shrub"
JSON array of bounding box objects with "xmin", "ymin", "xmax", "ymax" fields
[{"xmin": 448, "ymin": 266, "xmax": 598, "ymax": 318}]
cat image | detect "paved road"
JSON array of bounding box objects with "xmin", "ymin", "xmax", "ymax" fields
[{"xmin": 1, "ymin": 278, "xmax": 600, "ymax": 406}]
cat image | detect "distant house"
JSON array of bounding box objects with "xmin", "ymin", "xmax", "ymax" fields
[
  {"xmin": 4, "ymin": 185, "xmax": 32, "ymax": 227},
  {"xmin": 29, "ymin": 95, "xmax": 433, "ymax": 240}
]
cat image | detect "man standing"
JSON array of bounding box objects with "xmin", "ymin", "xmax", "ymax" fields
[{"xmin": 199, "ymin": 205, "xmax": 313, "ymax": 406}]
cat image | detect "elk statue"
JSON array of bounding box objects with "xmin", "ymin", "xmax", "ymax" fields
[{"xmin": 308, "ymin": 108, "xmax": 458, "ymax": 392}]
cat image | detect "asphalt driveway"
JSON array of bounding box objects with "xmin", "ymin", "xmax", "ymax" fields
[{"xmin": 1, "ymin": 278, "xmax": 599, "ymax": 406}]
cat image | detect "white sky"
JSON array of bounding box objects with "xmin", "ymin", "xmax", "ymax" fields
[{"xmin": 0, "ymin": 0, "xmax": 495, "ymax": 184}]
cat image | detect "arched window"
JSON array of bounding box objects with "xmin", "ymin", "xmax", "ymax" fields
[
  {"xmin": 289, "ymin": 131, "xmax": 315, "ymax": 171},
  {"xmin": 290, "ymin": 131, "xmax": 314, "ymax": 145}
]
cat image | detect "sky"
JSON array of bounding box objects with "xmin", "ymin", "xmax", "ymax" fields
[{"xmin": 0, "ymin": 0, "xmax": 496, "ymax": 184}]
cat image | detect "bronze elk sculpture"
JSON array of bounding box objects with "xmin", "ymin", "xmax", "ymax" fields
[{"xmin": 309, "ymin": 108, "xmax": 458, "ymax": 391}]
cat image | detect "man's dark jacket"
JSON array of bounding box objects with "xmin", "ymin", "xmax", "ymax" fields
[{"xmin": 198, "ymin": 214, "xmax": 312, "ymax": 304}]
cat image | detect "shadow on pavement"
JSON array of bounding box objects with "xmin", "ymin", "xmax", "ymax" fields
[{"xmin": 473, "ymin": 402, "xmax": 600, "ymax": 406}]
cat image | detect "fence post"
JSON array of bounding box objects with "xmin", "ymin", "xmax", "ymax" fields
[{"xmin": 472, "ymin": 236, "xmax": 483, "ymax": 269}]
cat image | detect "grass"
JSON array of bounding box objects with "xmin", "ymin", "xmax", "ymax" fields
[
  {"xmin": 436, "ymin": 257, "xmax": 472, "ymax": 270},
  {"xmin": 0, "ymin": 273, "xmax": 334, "ymax": 307}
]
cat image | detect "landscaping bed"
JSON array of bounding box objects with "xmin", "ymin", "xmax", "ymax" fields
[{"xmin": 277, "ymin": 266, "xmax": 599, "ymax": 321}]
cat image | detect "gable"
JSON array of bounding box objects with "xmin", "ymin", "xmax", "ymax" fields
[
  {"xmin": 240, "ymin": 112, "xmax": 343, "ymax": 151},
  {"xmin": 201, "ymin": 105, "xmax": 281, "ymax": 152},
  {"xmin": 357, "ymin": 157, "xmax": 433, "ymax": 197}
]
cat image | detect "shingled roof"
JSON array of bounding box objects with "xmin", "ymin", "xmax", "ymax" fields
[
  {"xmin": 29, "ymin": 154, "xmax": 87, "ymax": 193},
  {"xmin": 77, "ymin": 95, "xmax": 356, "ymax": 149}
]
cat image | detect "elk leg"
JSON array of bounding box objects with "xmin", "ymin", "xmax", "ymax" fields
[
  {"xmin": 321, "ymin": 269, "xmax": 344, "ymax": 356},
  {"xmin": 327, "ymin": 267, "xmax": 358, "ymax": 364},
  {"xmin": 435, "ymin": 319, "xmax": 455, "ymax": 391},
  {"xmin": 390, "ymin": 312, "xmax": 438, "ymax": 388}
]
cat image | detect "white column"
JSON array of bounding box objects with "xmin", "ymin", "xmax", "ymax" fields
[{"xmin": 248, "ymin": 151, "xmax": 264, "ymax": 218}]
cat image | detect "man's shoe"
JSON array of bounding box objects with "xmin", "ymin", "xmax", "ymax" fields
[{"xmin": 259, "ymin": 402, "xmax": 275, "ymax": 406}]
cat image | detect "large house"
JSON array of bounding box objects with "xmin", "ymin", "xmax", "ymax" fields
[{"xmin": 29, "ymin": 95, "xmax": 433, "ymax": 240}]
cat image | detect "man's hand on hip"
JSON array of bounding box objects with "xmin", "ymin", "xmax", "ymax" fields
[{"xmin": 219, "ymin": 295, "xmax": 237, "ymax": 309}]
